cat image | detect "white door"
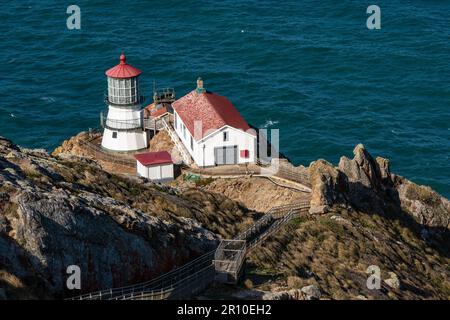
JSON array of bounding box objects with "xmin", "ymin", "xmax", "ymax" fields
[{"xmin": 214, "ymin": 146, "xmax": 237, "ymax": 165}]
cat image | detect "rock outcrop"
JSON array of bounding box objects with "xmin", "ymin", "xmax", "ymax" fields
[
  {"xmin": 337, "ymin": 144, "xmax": 394, "ymax": 214},
  {"xmin": 262, "ymin": 285, "xmax": 321, "ymax": 300},
  {"xmin": 308, "ymin": 144, "xmax": 450, "ymax": 231},
  {"xmin": 396, "ymin": 178, "xmax": 450, "ymax": 230},
  {"xmin": 308, "ymin": 159, "xmax": 348, "ymax": 214},
  {"xmin": 0, "ymin": 136, "xmax": 257, "ymax": 299},
  {"xmin": 384, "ymin": 272, "xmax": 401, "ymax": 290},
  {"xmin": 51, "ymin": 131, "xmax": 98, "ymax": 158}
]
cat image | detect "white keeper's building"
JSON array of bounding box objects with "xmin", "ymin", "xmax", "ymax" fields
[{"xmin": 172, "ymin": 78, "xmax": 257, "ymax": 167}]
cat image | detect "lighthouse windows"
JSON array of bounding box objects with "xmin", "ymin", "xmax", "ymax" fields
[
  {"xmin": 107, "ymin": 77, "xmax": 140, "ymax": 105},
  {"xmin": 112, "ymin": 131, "xmax": 117, "ymax": 139}
]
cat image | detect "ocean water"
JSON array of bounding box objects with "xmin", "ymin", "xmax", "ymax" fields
[{"xmin": 0, "ymin": 0, "xmax": 449, "ymax": 197}]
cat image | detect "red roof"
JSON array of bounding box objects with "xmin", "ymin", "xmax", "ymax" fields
[
  {"xmin": 105, "ymin": 53, "xmax": 142, "ymax": 79},
  {"xmin": 172, "ymin": 90, "xmax": 254, "ymax": 141},
  {"xmin": 145, "ymin": 103, "xmax": 170, "ymax": 118},
  {"xmin": 134, "ymin": 151, "xmax": 173, "ymax": 166}
]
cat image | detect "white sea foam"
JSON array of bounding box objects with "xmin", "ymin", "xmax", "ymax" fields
[
  {"xmin": 41, "ymin": 97, "xmax": 56, "ymax": 103},
  {"xmin": 261, "ymin": 120, "xmax": 279, "ymax": 128}
]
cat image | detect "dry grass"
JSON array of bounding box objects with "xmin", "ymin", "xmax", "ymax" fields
[
  {"xmin": 246, "ymin": 208, "xmax": 450, "ymax": 299},
  {"xmin": 405, "ymin": 183, "xmax": 441, "ymax": 207},
  {"xmin": 0, "ymin": 271, "xmax": 36, "ymax": 300}
]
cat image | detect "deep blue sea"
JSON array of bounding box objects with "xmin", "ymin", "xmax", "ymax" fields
[{"xmin": 0, "ymin": 0, "xmax": 449, "ymax": 197}]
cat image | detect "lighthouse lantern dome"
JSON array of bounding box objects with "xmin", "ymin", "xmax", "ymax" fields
[{"xmin": 105, "ymin": 53, "xmax": 142, "ymax": 106}]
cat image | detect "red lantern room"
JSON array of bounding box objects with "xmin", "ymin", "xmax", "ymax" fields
[{"xmin": 105, "ymin": 53, "xmax": 143, "ymax": 106}]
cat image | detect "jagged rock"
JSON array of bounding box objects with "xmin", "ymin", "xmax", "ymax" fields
[
  {"xmin": 20, "ymin": 148, "xmax": 49, "ymax": 158},
  {"xmin": 1, "ymin": 137, "xmax": 264, "ymax": 299},
  {"xmin": 262, "ymin": 289, "xmax": 302, "ymax": 300},
  {"xmin": 337, "ymin": 144, "xmax": 392, "ymax": 214},
  {"xmin": 338, "ymin": 144, "xmax": 382, "ymax": 187},
  {"xmin": 384, "ymin": 272, "xmax": 401, "ymax": 289},
  {"xmin": 300, "ymin": 284, "xmax": 321, "ymax": 300},
  {"xmin": 308, "ymin": 159, "xmax": 348, "ymax": 214},
  {"xmin": 262, "ymin": 285, "xmax": 321, "ymax": 300},
  {"xmin": 0, "ymin": 137, "xmax": 19, "ymax": 152},
  {"xmin": 309, "ymin": 205, "xmax": 329, "ymax": 215},
  {"xmin": 396, "ymin": 179, "xmax": 450, "ymax": 230},
  {"xmin": 330, "ymin": 215, "xmax": 352, "ymax": 226},
  {"xmin": 51, "ymin": 131, "xmax": 99, "ymax": 158},
  {"xmin": 375, "ymin": 156, "xmax": 392, "ymax": 185},
  {"xmin": 307, "ymin": 144, "xmax": 449, "ymax": 231},
  {"xmin": 10, "ymin": 188, "xmax": 217, "ymax": 296}
]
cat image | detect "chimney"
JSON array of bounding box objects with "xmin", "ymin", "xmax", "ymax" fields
[{"xmin": 196, "ymin": 77, "xmax": 206, "ymax": 94}]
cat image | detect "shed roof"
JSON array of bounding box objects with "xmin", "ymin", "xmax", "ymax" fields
[{"xmin": 134, "ymin": 151, "xmax": 173, "ymax": 166}]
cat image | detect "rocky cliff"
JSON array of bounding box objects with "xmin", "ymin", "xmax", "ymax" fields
[
  {"xmin": 243, "ymin": 144, "xmax": 449, "ymax": 300},
  {"xmin": 0, "ymin": 137, "xmax": 257, "ymax": 299},
  {"xmin": 308, "ymin": 143, "xmax": 450, "ymax": 231},
  {"xmin": 1, "ymin": 135, "xmax": 449, "ymax": 300}
]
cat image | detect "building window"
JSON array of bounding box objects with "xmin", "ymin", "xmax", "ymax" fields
[
  {"xmin": 190, "ymin": 136, "xmax": 193, "ymax": 150},
  {"xmin": 112, "ymin": 132, "xmax": 117, "ymax": 139},
  {"xmin": 174, "ymin": 113, "xmax": 177, "ymax": 129},
  {"xmin": 223, "ymin": 131, "xmax": 229, "ymax": 142},
  {"xmin": 183, "ymin": 124, "xmax": 186, "ymax": 139}
]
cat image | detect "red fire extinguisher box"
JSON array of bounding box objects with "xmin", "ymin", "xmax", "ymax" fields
[{"xmin": 240, "ymin": 149, "xmax": 249, "ymax": 158}]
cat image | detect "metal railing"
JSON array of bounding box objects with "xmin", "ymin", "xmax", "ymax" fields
[
  {"xmin": 235, "ymin": 202, "xmax": 310, "ymax": 241},
  {"xmin": 70, "ymin": 250, "xmax": 216, "ymax": 300},
  {"xmin": 161, "ymin": 118, "xmax": 193, "ymax": 165},
  {"xmin": 105, "ymin": 118, "xmax": 143, "ymax": 130},
  {"xmin": 119, "ymin": 265, "xmax": 215, "ymax": 300},
  {"xmin": 214, "ymin": 240, "xmax": 247, "ymax": 284},
  {"xmin": 100, "ymin": 112, "xmax": 143, "ymax": 131},
  {"xmin": 105, "ymin": 94, "xmax": 146, "ymax": 107},
  {"xmin": 153, "ymin": 88, "xmax": 176, "ymax": 105},
  {"xmin": 69, "ymin": 201, "xmax": 311, "ymax": 300},
  {"xmin": 78, "ymin": 139, "xmax": 136, "ymax": 168},
  {"xmin": 213, "ymin": 202, "xmax": 310, "ymax": 284},
  {"xmin": 274, "ymin": 166, "xmax": 311, "ymax": 188},
  {"xmin": 189, "ymin": 163, "xmax": 311, "ymax": 190},
  {"xmin": 143, "ymin": 117, "xmax": 165, "ymax": 131}
]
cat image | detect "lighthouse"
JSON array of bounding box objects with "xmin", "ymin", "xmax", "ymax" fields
[{"xmin": 101, "ymin": 53, "xmax": 148, "ymax": 151}]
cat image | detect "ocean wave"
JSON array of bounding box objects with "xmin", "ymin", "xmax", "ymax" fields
[
  {"xmin": 261, "ymin": 120, "xmax": 279, "ymax": 128},
  {"xmin": 41, "ymin": 97, "xmax": 56, "ymax": 103}
]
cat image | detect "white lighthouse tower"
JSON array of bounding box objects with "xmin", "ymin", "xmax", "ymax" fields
[{"xmin": 101, "ymin": 53, "xmax": 148, "ymax": 151}]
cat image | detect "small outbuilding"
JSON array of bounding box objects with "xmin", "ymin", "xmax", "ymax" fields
[{"xmin": 134, "ymin": 151, "xmax": 174, "ymax": 182}]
